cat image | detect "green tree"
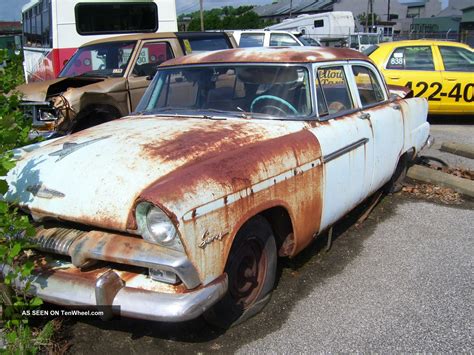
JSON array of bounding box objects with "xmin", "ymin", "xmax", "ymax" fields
[
  {"xmin": 185, "ymin": 6, "xmax": 265, "ymax": 31},
  {"xmin": 0, "ymin": 49, "xmax": 54, "ymax": 354},
  {"xmin": 357, "ymin": 12, "xmax": 380, "ymax": 27}
]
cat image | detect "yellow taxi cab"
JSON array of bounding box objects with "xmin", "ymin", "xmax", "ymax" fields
[{"xmin": 367, "ymin": 40, "xmax": 474, "ymax": 115}]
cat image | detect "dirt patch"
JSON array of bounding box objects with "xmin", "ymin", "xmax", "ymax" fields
[{"xmin": 401, "ymin": 182, "xmax": 463, "ymax": 205}]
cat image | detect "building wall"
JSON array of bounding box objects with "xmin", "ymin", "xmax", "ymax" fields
[{"xmin": 333, "ymin": 0, "xmax": 443, "ymax": 33}]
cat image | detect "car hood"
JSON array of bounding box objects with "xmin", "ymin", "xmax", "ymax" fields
[
  {"xmin": 16, "ymin": 76, "xmax": 109, "ymax": 102},
  {"xmin": 5, "ymin": 115, "xmax": 306, "ymax": 231}
]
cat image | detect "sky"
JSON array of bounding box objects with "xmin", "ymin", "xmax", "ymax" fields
[{"xmin": 0, "ymin": 0, "xmax": 275, "ymax": 21}]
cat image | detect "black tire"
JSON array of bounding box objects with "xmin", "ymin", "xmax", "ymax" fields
[
  {"xmin": 204, "ymin": 215, "xmax": 277, "ymax": 328},
  {"xmin": 71, "ymin": 110, "xmax": 118, "ymax": 133},
  {"xmin": 386, "ymin": 155, "xmax": 408, "ymax": 194}
]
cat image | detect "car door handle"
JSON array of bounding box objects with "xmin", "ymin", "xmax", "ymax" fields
[
  {"xmin": 389, "ymin": 76, "xmax": 400, "ymax": 80},
  {"xmin": 359, "ymin": 112, "xmax": 371, "ymax": 120},
  {"xmin": 446, "ymin": 78, "xmax": 457, "ymax": 81}
]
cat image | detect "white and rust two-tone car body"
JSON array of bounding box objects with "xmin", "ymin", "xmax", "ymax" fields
[{"xmin": 2, "ymin": 47, "xmax": 430, "ymax": 326}]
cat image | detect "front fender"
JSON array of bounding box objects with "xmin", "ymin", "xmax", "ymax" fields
[{"xmin": 139, "ymin": 129, "xmax": 324, "ymax": 284}]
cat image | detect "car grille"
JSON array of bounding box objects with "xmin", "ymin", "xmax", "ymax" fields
[{"xmin": 34, "ymin": 225, "xmax": 88, "ymax": 255}]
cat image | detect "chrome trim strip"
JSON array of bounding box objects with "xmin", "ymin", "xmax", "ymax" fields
[
  {"xmin": 323, "ymin": 138, "xmax": 369, "ymax": 163},
  {"xmin": 182, "ymin": 158, "xmax": 322, "ymax": 221}
]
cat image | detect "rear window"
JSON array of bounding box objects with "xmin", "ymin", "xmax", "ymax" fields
[
  {"xmin": 362, "ymin": 45, "xmax": 379, "ymax": 56},
  {"xmin": 75, "ymin": 2, "xmax": 158, "ymax": 35}
]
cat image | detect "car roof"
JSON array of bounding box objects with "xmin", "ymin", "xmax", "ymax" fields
[
  {"xmin": 377, "ymin": 39, "xmax": 472, "ymax": 49},
  {"xmin": 232, "ymin": 30, "xmax": 296, "ymax": 34},
  {"xmin": 79, "ymin": 32, "xmax": 231, "ymax": 47},
  {"xmin": 160, "ymin": 47, "xmax": 369, "ymax": 67}
]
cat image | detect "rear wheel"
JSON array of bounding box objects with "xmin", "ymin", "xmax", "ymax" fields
[
  {"xmin": 204, "ymin": 216, "xmax": 277, "ymax": 328},
  {"xmin": 386, "ymin": 154, "xmax": 409, "ymax": 194}
]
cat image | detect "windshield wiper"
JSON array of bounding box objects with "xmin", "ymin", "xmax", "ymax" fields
[
  {"xmin": 144, "ymin": 107, "xmax": 231, "ymax": 120},
  {"xmin": 73, "ymin": 72, "xmax": 109, "ymax": 78}
]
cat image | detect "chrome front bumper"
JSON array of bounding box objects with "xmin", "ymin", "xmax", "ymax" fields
[
  {"xmin": 1, "ymin": 263, "xmax": 228, "ymax": 322},
  {"xmin": 421, "ymin": 135, "xmax": 435, "ymax": 151}
]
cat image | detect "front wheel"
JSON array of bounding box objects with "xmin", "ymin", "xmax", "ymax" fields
[{"xmin": 204, "ymin": 216, "xmax": 277, "ymax": 328}]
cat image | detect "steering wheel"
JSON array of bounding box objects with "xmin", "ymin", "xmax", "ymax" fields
[{"xmin": 250, "ymin": 95, "xmax": 298, "ymax": 116}]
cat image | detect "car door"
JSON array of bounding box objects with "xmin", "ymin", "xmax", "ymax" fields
[
  {"xmin": 349, "ymin": 62, "xmax": 404, "ymax": 193},
  {"xmin": 308, "ymin": 63, "xmax": 374, "ymax": 231},
  {"xmin": 434, "ymin": 44, "xmax": 474, "ymax": 114},
  {"xmin": 383, "ymin": 45, "xmax": 442, "ymax": 112},
  {"xmin": 128, "ymin": 40, "xmax": 175, "ymax": 111}
]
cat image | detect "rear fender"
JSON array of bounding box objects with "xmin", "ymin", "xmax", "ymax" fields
[{"xmin": 399, "ymin": 97, "xmax": 430, "ymax": 156}]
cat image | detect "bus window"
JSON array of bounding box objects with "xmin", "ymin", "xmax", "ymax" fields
[{"xmin": 75, "ymin": 3, "xmax": 158, "ymax": 35}]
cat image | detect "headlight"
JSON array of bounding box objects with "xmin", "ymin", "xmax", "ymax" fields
[
  {"xmin": 38, "ymin": 108, "xmax": 57, "ymax": 121},
  {"xmin": 135, "ymin": 202, "xmax": 183, "ymax": 251}
]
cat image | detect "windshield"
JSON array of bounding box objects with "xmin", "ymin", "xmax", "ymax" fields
[
  {"xmin": 59, "ymin": 41, "xmax": 136, "ymax": 78},
  {"xmin": 137, "ymin": 65, "xmax": 313, "ymax": 119}
]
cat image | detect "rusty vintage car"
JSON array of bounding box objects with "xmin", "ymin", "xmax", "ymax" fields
[
  {"xmin": 3, "ymin": 47, "xmax": 430, "ymax": 327},
  {"xmin": 16, "ymin": 32, "xmax": 236, "ymax": 138}
]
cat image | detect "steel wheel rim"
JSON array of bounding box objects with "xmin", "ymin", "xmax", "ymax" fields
[{"xmin": 227, "ymin": 238, "xmax": 267, "ymax": 309}]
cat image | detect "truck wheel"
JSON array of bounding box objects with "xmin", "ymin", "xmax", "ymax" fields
[
  {"xmin": 204, "ymin": 216, "xmax": 277, "ymax": 328},
  {"xmin": 71, "ymin": 110, "xmax": 117, "ymax": 133}
]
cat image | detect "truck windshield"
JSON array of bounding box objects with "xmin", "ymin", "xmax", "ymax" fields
[
  {"xmin": 137, "ymin": 65, "xmax": 313, "ymax": 119},
  {"xmin": 59, "ymin": 41, "xmax": 136, "ymax": 78}
]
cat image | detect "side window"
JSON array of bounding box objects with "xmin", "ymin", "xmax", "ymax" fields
[
  {"xmin": 156, "ymin": 72, "xmax": 199, "ymax": 108},
  {"xmin": 316, "ymin": 66, "xmax": 354, "ymax": 116},
  {"xmin": 181, "ymin": 36, "xmax": 230, "ymax": 54},
  {"xmin": 439, "ymin": 46, "xmax": 474, "ymax": 72},
  {"xmin": 132, "ymin": 42, "xmax": 173, "ymax": 77},
  {"xmin": 387, "ymin": 46, "xmax": 434, "ymax": 71},
  {"xmin": 269, "ymin": 34, "xmax": 299, "ymax": 46},
  {"xmin": 239, "ymin": 33, "xmax": 264, "ymax": 48},
  {"xmin": 352, "ymin": 66, "xmax": 386, "ymax": 107},
  {"xmin": 314, "ymin": 20, "xmax": 324, "ymax": 28}
]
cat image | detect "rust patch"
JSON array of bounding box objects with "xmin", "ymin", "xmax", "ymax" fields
[
  {"xmin": 141, "ymin": 123, "xmax": 266, "ymax": 164},
  {"xmin": 161, "ymin": 47, "xmax": 370, "ymax": 67},
  {"xmin": 279, "ymin": 233, "xmax": 295, "ymax": 257},
  {"xmin": 140, "ymin": 129, "xmax": 319, "ymax": 205}
]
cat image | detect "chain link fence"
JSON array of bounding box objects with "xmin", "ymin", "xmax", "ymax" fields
[{"xmin": 300, "ymin": 30, "xmax": 474, "ymax": 48}]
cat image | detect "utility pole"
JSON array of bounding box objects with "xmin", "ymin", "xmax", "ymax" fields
[
  {"xmin": 370, "ymin": 0, "xmax": 375, "ymax": 32},
  {"xmin": 289, "ymin": 0, "xmax": 293, "ymax": 18},
  {"xmin": 387, "ymin": 0, "xmax": 391, "ymax": 21},
  {"xmin": 199, "ymin": 0, "xmax": 204, "ymax": 31},
  {"xmin": 365, "ymin": 0, "xmax": 370, "ymax": 32}
]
